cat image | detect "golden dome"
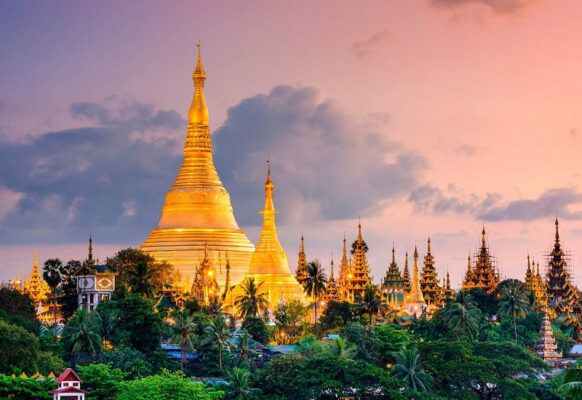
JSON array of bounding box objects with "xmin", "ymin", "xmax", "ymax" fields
[{"xmin": 141, "ymin": 45, "xmax": 254, "ymax": 288}]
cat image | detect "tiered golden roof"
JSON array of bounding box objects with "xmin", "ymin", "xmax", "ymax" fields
[
  {"xmin": 323, "ymin": 258, "xmax": 340, "ymax": 302},
  {"xmin": 22, "ymin": 253, "xmax": 50, "ymax": 306},
  {"xmin": 344, "ymin": 223, "xmax": 372, "ymax": 300},
  {"xmin": 462, "ymin": 228, "xmax": 499, "ymax": 294},
  {"xmin": 420, "ymin": 237, "xmax": 442, "ymax": 308},
  {"xmin": 525, "ymin": 255, "xmax": 547, "ymax": 306},
  {"xmin": 191, "ymin": 243, "xmax": 220, "ymax": 305},
  {"xmin": 234, "ymin": 162, "xmax": 306, "ymax": 306},
  {"xmin": 402, "ymin": 251, "xmax": 411, "ymax": 293},
  {"xmin": 141, "ymin": 45, "xmax": 254, "ymax": 289},
  {"xmin": 294, "ymin": 235, "xmax": 308, "ymax": 288},
  {"xmin": 381, "ymin": 246, "xmax": 405, "ymax": 306}
]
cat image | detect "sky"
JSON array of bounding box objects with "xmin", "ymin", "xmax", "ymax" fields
[{"xmin": 2, "ymin": 0, "xmax": 582, "ymax": 288}]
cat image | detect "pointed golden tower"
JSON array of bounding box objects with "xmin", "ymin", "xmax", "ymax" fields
[
  {"xmin": 235, "ymin": 160, "xmax": 306, "ymax": 306},
  {"xmin": 141, "ymin": 45, "xmax": 254, "ymax": 288},
  {"xmin": 295, "ymin": 234, "xmax": 308, "ymax": 288},
  {"xmin": 402, "ymin": 246, "xmax": 426, "ymax": 317}
]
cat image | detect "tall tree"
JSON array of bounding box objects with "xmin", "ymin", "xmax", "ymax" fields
[
  {"xmin": 357, "ymin": 284, "xmax": 381, "ymax": 326},
  {"xmin": 234, "ymin": 278, "xmax": 269, "ymax": 319},
  {"xmin": 106, "ymin": 248, "xmax": 178, "ymax": 291},
  {"xmin": 498, "ymin": 286, "xmax": 531, "ymax": 343},
  {"xmin": 222, "ymin": 367, "xmax": 261, "ymax": 400},
  {"xmin": 170, "ymin": 308, "xmax": 197, "ymax": 369},
  {"xmin": 391, "ymin": 347, "xmax": 432, "ymax": 393},
  {"xmin": 303, "ymin": 261, "xmax": 327, "ymax": 324},
  {"xmin": 43, "ymin": 258, "xmax": 62, "ymax": 326},
  {"xmin": 128, "ymin": 261, "xmax": 156, "ymax": 297},
  {"xmin": 62, "ymin": 308, "xmax": 102, "ymax": 362},
  {"xmin": 59, "ymin": 260, "xmax": 80, "ymax": 321},
  {"xmin": 443, "ymin": 293, "xmax": 480, "ymax": 340},
  {"xmin": 205, "ymin": 315, "xmax": 232, "ymax": 370}
]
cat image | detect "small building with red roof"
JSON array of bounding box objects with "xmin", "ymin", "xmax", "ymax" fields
[{"xmin": 50, "ymin": 368, "xmax": 88, "ymax": 400}]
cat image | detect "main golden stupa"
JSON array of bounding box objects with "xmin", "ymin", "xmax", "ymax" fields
[
  {"xmin": 141, "ymin": 45, "xmax": 254, "ymax": 288},
  {"xmin": 233, "ymin": 162, "xmax": 306, "ymax": 306}
]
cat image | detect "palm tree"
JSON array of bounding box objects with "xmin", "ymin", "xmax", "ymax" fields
[
  {"xmin": 223, "ymin": 367, "xmax": 261, "ymax": 399},
  {"xmin": 62, "ymin": 308, "xmax": 102, "ymax": 363},
  {"xmin": 94, "ymin": 308, "xmax": 118, "ymax": 347},
  {"xmin": 328, "ymin": 337, "xmax": 356, "ymax": 361},
  {"xmin": 443, "ymin": 293, "xmax": 480, "ymax": 340},
  {"xmin": 303, "ymin": 261, "xmax": 327, "ymax": 324},
  {"xmin": 559, "ymin": 367, "xmax": 582, "ymax": 399},
  {"xmin": 498, "ymin": 286, "xmax": 531, "ymax": 343},
  {"xmin": 391, "ymin": 347, "xmax": 433, "ymax": 393},
  {"xmin": 43, "ymin": 258, "xmax": 62, "ymax": 326},
  {"xmin": 234, "ymin": 330, "xmax": 257, "ymax": 370},
  {"xmin": 207, "ymin": 295, "xmax": 223, "ymax": 317},
  {"xmin": 205, "ymin": 315, "xmax": 233, "ymax": 370},
  {"xmin": 234, "ymin": 278, "xmax": 269, "ymax": 319},
  {"xmin": 170, "ymin": 308, "xmax": 198, "ymax": 369},
  {"xmin": 128, "ymin": 261, "xmax": 156, "ymax": 297},
  {"xmin": 357, "ymin": 284, "xmax": 381, "ymax": 326}
]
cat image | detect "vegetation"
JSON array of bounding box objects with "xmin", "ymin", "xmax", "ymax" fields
[{"xmin": 0, "ymin": 250, "xmax": 576, "ymax": 400}]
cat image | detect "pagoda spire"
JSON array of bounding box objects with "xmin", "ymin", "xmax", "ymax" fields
[
  {"xmin": 481, "ymin": 226, "xmax": 486, "ymax": 248},
  {"xmin": 295, "ymin": 234, "xmax": 308, "ymax": 287},
  {"xmin": 221, "ymin": 252, "xmax": 231, "ymax": 302},
  {"xmin": 403, "ymin": 246, "xmax": 426, "ymax": 317},
  {"xmin": 402, "ymin": 251, "xmax": 411, "ymax": 292},
  {"xmin": 188, "ymin": 42, "xmax": 209, "ymax": 126}
]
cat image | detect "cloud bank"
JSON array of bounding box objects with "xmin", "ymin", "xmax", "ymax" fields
[
  {"xmin": 429, "ymin": 0, "xmax": 538, "ymax": 15},
  {"xmin": 213, "ymin": 85, "xmax": 426, "ymax": 226},
  {"xmin": 0, "ymin": 99, "xmax": 184, "ymax": 244}
]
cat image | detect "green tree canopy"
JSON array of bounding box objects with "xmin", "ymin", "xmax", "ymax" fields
[{"xmin": 0, "ymin": 320, "xmax": 40, "ymax": 374}]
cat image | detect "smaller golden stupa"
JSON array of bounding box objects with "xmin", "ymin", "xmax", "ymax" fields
[
  {"xmin": 402, "ymin": 247, "xmax": 426, "ymax": 317},
  {"xmin": 234, "ymin": 160, "xmax": 306, "ymax": 307}
]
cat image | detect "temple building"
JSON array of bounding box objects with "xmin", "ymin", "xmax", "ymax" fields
[
  {"xmin": 233, "ymin": 162, "xmax": 306, "ymax": 307},
  {"xmin": 22, "ymin": 253, "xmax": 50, "ymax": 306},
  {"xmin": 337, "ymin": 236, "xmax": 352, "ymax": 301},
  {"xmin": 535, "ymin": 312, "xmax": 562, "ymax": 361},
  {"xmin": 323, "ymin": 258, "xmax": 340, "ymax": 302},
  {"xmin": 402, "ymin": 247, "xmax": 426, "ymax": 318},
  {"xmin": 190, "ymin": 243, "xmax": 220, "ymax": 305},
  {"xmin": 75, "ymin": 238, "xmax": 117, "ymax": 312},
  {"xmin": 442, "ymin": 272, "xmax": 455, "ymax": 302},
  {"xmin": 462, "ymin": 228, "xmax": 499, "ymax": 294},
  {"xmin": 141, "ymin": 45, "xmax": 254, "ymax": 289},
  {"xmin": 525, "ymin": 256, "xmax": 547, "ymax": 306},
  {"xmin": 381, "ymin": 246, "xmax": 405, "ymax": 307},
  {"xmin": 546, "ymin": 219, "xmax": 582, "ymax": 337},
  {"xmin": 295, "ymin": 235, "xmax": 308, "ymax": 288},
  {"xmin": 344, "ymin": 223, "xmax": 373, "ymax": 300},
  {"xmin": 420, "ymin": 237, "xmax": 442, "ymax": 310}
]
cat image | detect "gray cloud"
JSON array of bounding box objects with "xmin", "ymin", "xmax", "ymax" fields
[
  {"xmin": 349, "ymin": 29, "xmax": 390, "ymax": 58},
  {"xmin": 478, "ymin": 187, "xmax": 582, "ymax": 221},
  {"xmin": 409, "ymin": 184, "xmax": 502, "ymax": 216},
  {"xmin": 0, "ymin": 99, "xmax": 185, "ymax": 244},
  {"xmin": 214, "ymin": 85, "xmax": 426, "ymax": 225},
  {"xmin": 410, "ymin": 184, "xmax": 582, "ymax": 222},
  {"xmin": 429, "ymin": 0, "xmax": 538, "ymax": 15}
]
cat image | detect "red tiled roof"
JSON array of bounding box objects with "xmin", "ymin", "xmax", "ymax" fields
[
  {"xmin": 50, "ymin": 386, "xmax": 88, "ymax": 394},
  {"xmin": 56, "ymin": 368, "xmax": 82, "ymax": 384}
]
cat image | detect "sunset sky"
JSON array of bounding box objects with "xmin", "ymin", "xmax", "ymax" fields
[{"xmin": 2, "ymin": 0, "xmax": 582, "ymax": 288}]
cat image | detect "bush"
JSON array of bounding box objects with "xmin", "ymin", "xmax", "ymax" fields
[
  {"xmin": 0, "ymin": 374, "xmax": 53, "ymax": 400},
  {"xmin": 0, "ymin": 320, "xmax": 40, "ymax": 374},
  {"xmin": 242, "ymin": 316, "xmax": 269, "ymax": 344}
]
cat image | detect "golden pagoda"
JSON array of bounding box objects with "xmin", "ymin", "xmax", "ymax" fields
[
  {"xmin": 381, "ymin": 246, "xmax": 405, "ymax": 306},
  {"xmin": 294, "ymin": 235, "xmax": 308, "ymax": 288},
  {"xmin": 141, "ymin": 45, "xmax": 254, "ymax": 289},
  {"xmin": 323, "ymin": 257, "xmax": 340, "ymax": 302},
  {"xmin": 420, "ymin": 237, "xmax": 442, "ymax": 308},
  {"xmin": 191, "ymin": 243, "xmax": 220, "ymax": 305},
  {"xmin": 234, "ymin": 161, "xmax": 306, "ymax": 306},
  {"xmin": 462, "ymin": 228, "xmax": 499, "ymax": 294},
  {"xmin": 442, "ymin": 271, "xmax": 455, "ymax": 302},
  {"xmin": 402, "ymin": 251, "xmax": 411, "ymax": 293},
  {"xmin": 337, "ymin": 235, "xmax": 352, "ymax": 301},
  {"xmin": 525, "ymin": 255, "xmax": 547, "ymax": 306},
  {"xmin": 402, "ymin": 247, "xmax": 426, "ymax": 318},
  {"xmin": 345, "ymin": 222, "xmax": 372, "ymax": 300},
  {"xmin": 23, "ymin": 253, "xmax": 50, "ymax": 306}
]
